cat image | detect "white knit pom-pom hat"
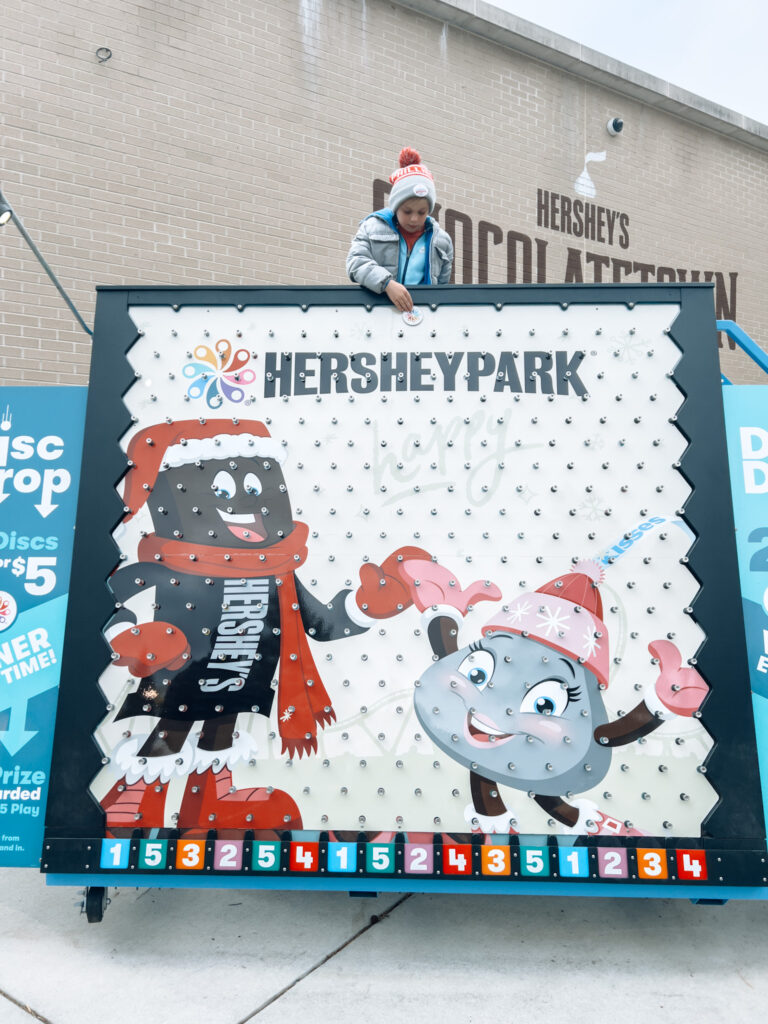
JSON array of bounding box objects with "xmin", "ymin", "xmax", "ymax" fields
[{"xmin": 387, "ymin": 147, "xmax": 437, "ymax": 213}]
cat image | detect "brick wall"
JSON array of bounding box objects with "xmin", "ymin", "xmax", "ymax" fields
[{"xmin": 1, "ymin": 0, "xmax": 766, "ymax": 383}]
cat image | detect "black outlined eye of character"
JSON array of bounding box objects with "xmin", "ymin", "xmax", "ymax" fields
[
  {"xmin": 519, "ymin": 679, "xmax": 570, "ymax": 717},
  {"xmin": 244, "ymin": 472, "xmax": 263, "ymax": 496},
  {"xmin": 212, "ymin": 471, "xmax": 236, "ymax": 499},
  {"xmin": 457, "ymin": 650, "xmax": 495, "ymax": 691}
]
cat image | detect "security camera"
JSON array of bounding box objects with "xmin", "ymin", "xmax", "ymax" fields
[{"xmin": 606, "ymin": 116, "xmax": 624, "ymax": 136}]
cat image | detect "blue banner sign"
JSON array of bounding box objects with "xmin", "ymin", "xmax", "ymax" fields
[
  {"xmin": 723, "ymin": 386, "xmax": 768, "ymax": 701},
  {"xmin": 0, "ymin": 387, "xmax": 86, "ymax": 866}
]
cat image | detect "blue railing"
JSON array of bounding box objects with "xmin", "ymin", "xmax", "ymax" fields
[{"xmin": 718, "ymin": 320, "xmax": 768, "ymax": 384}]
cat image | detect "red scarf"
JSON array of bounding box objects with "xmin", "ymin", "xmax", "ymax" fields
[{"xmin": 138, "ymin": 522, "xmax": 335, "ymax": 758}]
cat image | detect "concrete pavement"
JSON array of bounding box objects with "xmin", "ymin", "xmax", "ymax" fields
[{"xmin": 1, "ymin": 867, "xmax": 767, "ymax": 1023}]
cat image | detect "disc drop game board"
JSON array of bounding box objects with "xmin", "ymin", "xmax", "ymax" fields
[{"xmin": 40, "ymin": 283, "xmax": 768, "ymax": 899}]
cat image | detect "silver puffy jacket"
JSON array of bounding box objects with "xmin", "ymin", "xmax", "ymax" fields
[{"xmin": 346, "ymin": 211, "xmax": 454, "ymax": 294}]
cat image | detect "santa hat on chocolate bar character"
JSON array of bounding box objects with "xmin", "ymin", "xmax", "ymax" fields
[
  {"xmin": 388, "ymin": 147, "xmax": 437, "ymax": 214},
  {"xmin": 482, "ymin": 560, "xmax": 611, "ymax": 689},
  {"xmin": 121, "ymin": 418, "xmax": 286, "ymax": 519}
]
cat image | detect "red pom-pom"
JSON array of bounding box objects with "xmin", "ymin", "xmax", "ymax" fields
[{"xmin": 399, "ymin": 147, "xmax": 421, "ymax": 168}]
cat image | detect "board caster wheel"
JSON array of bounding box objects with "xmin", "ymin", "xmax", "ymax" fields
[{"xmin": 84, "ymin": 886, "xmax": 108, "ymax": 923}]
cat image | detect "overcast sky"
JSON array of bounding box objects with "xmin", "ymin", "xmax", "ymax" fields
[{"xmin": 492, "ymin": 0, "xmax": 767, "ymax": 125}]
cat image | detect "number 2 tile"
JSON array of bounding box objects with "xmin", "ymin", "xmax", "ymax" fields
[{"xmin": 596, "ymin": 847, "xmax": 628, "ymax": 879}]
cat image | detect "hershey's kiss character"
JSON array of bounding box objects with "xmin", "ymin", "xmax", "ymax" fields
[{"xmin": 406, "ymin": 558, "xmax": 709, "ymax": 839}]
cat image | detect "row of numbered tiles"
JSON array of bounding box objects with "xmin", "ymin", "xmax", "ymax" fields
[{"xmin": 99, "ymin": 838, "xmax": 708, "ymax": 881}]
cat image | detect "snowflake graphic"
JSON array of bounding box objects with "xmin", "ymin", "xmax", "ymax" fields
[
  {"xmin": 183, "ymin": 338, "xmax": 256, "ymax": 408},
  {"xmin": 537, "ymin": 605, "xmax": 571, "ymax": 637},
  {"xmin": 579, "ymin": 494, "xmax": 607, "ymax": 521},
  {"xmin": 507, "ymin": 600, "xmax": 532, "ymax": 625},
  {"xmin": 280, "ymin": 708, "xmax": 294, "ymax": 723},
  {"xmin": 582, "ymin": 629, "xmax": 601, "ymax": 658},
  {"xmin": 347, "ymin": 319, "xmax": 374, "ymax": 344},
  {"xmin": 611, "ymin": 332, "xmax": 647, "ymax": 363}
]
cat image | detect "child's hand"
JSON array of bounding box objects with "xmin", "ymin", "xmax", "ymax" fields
[{"xmin": 385, "ymin": 280, "xmax": 414, "ymax": 312}]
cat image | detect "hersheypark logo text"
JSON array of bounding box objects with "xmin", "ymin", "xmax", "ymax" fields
[{"xmin": 261, "ymin": 349, "xmax": 587, "ymax": 397}]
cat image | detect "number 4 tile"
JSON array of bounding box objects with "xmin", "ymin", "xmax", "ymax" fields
[
  {"xmin": 443, "ymin": 844, "xmax": 472, "ymax": 875},
  {"xmin": 290, "ymin": 842, "xmax": 318, "ymax": 872},
  {"xmin": 676, "ymin": 849, "xmax": 708, "ymax": 881}
]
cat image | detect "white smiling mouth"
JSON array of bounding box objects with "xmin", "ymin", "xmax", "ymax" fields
[
  {"xmin": 464, "ymin": 711, "xmax": 515, "ymax": 747},
  {"xmin": 217, "ymin": 509, "xmax": 256, "ymax": 524},
  {"xmin": 468, "ymin": 713, "xmax": 510, "ymax": 738}
]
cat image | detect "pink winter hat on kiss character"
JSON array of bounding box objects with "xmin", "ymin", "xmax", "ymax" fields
[{"xmin": 482, "ymin": 560, "xmax": 611, "ymax": 689}]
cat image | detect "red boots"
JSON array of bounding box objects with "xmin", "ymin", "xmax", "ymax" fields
[
  {"xmin": 178, "ymin": 766, "xmax": 302, "ymax": 834},
  {"xmin": 100, "ymin": 767, "xmax": 302, "ymax": 836},
  {"xmin": 100, "ymin": 778, "xmax": 169, "ymax": 837}
]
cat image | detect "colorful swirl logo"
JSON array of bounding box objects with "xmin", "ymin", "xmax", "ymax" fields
[
  {"xmin": 183, "ymin": 339, "xmax": 256, "ymax": 408},
  {"xmin": 0, "ymin": 590, "xmax": 18, "ymax": 632}
]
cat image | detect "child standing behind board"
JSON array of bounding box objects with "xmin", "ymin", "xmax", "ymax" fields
[{"xmin": 346, "ymin": 148, "xmax": 454, "ymax": 312}]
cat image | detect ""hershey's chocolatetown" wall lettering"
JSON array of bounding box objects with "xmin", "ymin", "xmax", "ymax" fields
[{"xmin": 371, "ymin": 180, "xmax": 738, "ymax": 348}]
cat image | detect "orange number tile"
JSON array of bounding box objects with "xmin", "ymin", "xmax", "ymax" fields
[
  {"xmin": 636, "ymin": 848, "xmax": 668, "ymax": 880},
  {"xmin": 175, "ymin": 839, "xmax": 206, "ymax": 870},
  {"xmin": 481, "ymin": 846, "xmax": 511, "ymax": 876}
]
